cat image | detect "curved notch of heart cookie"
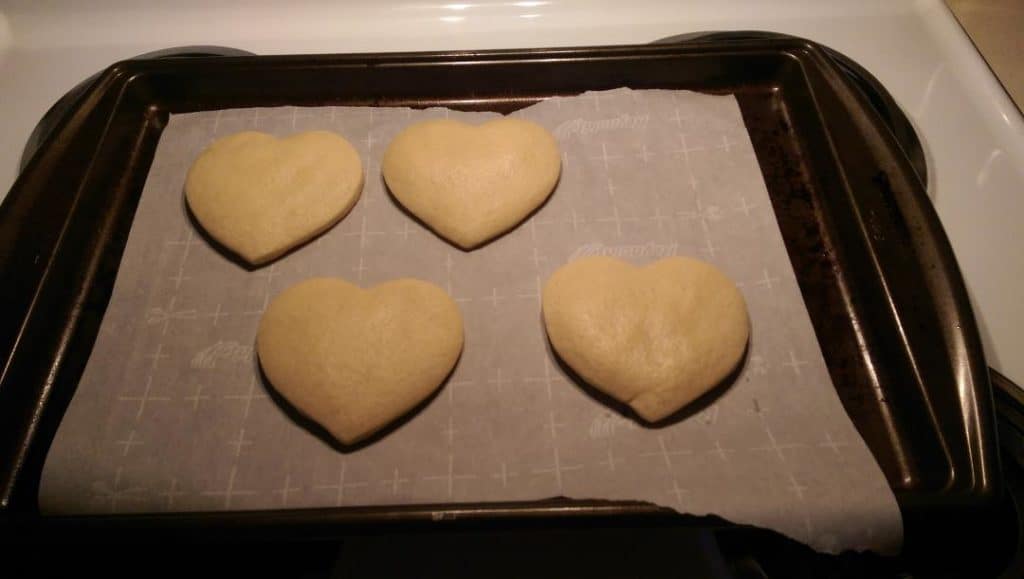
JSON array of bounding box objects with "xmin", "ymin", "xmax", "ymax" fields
[
  {"xmin": 541, "ymin": 256, "xmax": 750, "ymax": 424},
  {"xmin": 185, "ymin": 131, "xmax": 364, "ymax": 266},
  {"xmin": 382, "ymin": 118, "xmax": 562, "ymax": 250}
]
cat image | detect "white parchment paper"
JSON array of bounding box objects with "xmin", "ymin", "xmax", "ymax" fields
[{"xmin": 39, "ymin": 89, "xmax": 902, "ymax": 554}]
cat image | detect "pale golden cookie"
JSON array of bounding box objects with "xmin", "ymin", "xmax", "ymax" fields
[
  {"xmin": 256, "ymin": 277, "xmax": 463, "ymax": 445},
  {"xmin": 542, "ymin": 256, "xmax": 749, "ymax": 422},
  {"xmin": 186, "ymin": 130, "xmax": 363, "ymax": 265},
  {"xmin": 382, "ymin": 118, "xmax": 561, "ymax": 249}
]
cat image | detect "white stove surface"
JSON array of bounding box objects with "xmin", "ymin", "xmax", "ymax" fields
[{"xmin": 1, "ymin": 0, "xmax": 1022, "ymax": 385}]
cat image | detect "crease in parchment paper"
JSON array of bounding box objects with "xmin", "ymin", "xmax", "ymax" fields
[{"xmin": 39, "ymin": 88, "xmax": 902, "ymax": 554}]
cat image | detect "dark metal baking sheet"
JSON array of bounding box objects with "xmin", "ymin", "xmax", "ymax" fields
[{"xmin": 0, "ymin": 36, "xmax": 1002, "ymax": 564}]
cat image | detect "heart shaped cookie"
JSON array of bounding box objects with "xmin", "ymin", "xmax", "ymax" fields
[
  {"xmin": 256, "ymin": 277, "xmax": 463, "ymax": 445},
  {"xmin": 382, "ymin": 118, "xmax": 561, "ymax": 249},
  {"xmin": 542, "ymin": 256, "xmax": 749, "ymax": 423},
  {"xmin": 186, "ymin": 131, "xmax": 363, "ymax": 266}
]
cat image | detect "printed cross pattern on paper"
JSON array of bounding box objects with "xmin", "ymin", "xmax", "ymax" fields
[{"xmin": 40, "ymin": 89, "xmax": 901, "ymax": 555}]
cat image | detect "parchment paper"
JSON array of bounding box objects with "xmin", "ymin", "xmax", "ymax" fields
[{"xmin": 39, "ymin": 89, "xmax": 902, "ymax": 554}]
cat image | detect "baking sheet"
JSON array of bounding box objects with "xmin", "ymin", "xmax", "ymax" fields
[{"xmin": 39, "ymin": 88, "xmax": 902, "ymax": 554}]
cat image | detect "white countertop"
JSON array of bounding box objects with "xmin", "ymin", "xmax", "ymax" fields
[{"xmin": 1, "ymin": 0, "xmax": 1022, "ymax": 385}]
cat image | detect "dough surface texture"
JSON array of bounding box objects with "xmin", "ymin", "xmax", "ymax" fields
[
  {"xmin": 257, "ymin": 277, "xmax": 464, "ymax": 445},
  {"xmin": 542, "ymin": 256, "xmax": 749, "ymax": 422},
  {"xmin": 382, "ymin": 118, "xmax": 561, "ymax": 249},
  {"xmin": 186, "ymin": 131, "xmax": 363, "ymax": 265}
]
